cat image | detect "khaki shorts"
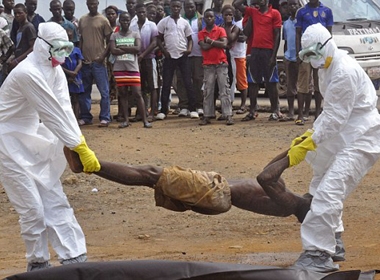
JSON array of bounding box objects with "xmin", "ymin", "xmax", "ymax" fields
[
  {"xmin": 154, "ymin": 166, "xmax": 231, "ymax": 215},
  {"xmin": 297, "ymin": 61, "xmax": 319, "ymax": 94}
]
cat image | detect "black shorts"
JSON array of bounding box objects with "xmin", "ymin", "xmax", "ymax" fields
[
  {"xmin": 140, "ymin": 58, "xmax": 158, "ymax": 93},
  {"xmin": 249, "ymin": 48, "xmax": 279, "ymax": 84}
]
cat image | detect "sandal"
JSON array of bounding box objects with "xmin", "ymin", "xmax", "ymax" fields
[
  {"xmin": 236, "ymin": 108, "xmax": 247, "ymax": 114},
  {"xmin": 295, "ymin": 119, "xmax": 305, "ymax": 126},
  {"xmin": 118, "ymin": 122, "xmax": 130, "ymax": 128},
  {"xmin": 279, "ymin": 115, "xmax": 295, "ymax": 122},
  {"xmin": 241, "ymin": 113, "xmax": 256, "ymax": 122}
]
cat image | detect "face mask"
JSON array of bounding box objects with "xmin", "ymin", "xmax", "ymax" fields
[
  {"xmin": 310, "ymin": 57, "xmax": 326, "ymax": 69},
  {"xmin": 299, "ymin": 36, "xmax": 332, "ymax": 63},
  {"xmin": 51, "ymin": 56, "xmax": 66, "ymax": 67}
]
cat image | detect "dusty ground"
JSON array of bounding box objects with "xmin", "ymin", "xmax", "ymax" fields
[{"xmin": 1, "ymin": 104, "xmax": 380, "ymax": 278}]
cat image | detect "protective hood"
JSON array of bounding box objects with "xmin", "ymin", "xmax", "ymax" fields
[
  {"xmin": 300, "ymin": 23, "xmax": 337, "ymax": 68},
  {"xmin": 33, "ymin": 22, "xmax": 69, "ymax": 66}
]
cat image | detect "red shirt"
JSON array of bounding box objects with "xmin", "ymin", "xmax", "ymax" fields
[
  {"xmin": 198, "ymin": 25, "xmax": 227, "ymax": 65},
  {"xmin": 244, "ymin": 5, "xmax": 282, "ymax": 50}
]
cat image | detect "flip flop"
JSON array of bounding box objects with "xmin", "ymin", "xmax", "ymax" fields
[{"xmin": 295, "ymin": 119, "xmax": 305, "ymax": 125}]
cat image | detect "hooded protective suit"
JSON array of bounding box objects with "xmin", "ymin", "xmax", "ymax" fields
[
  {"xmin": 0, "ymin": 22, "xmax": 86, "ymax": 264},
  {"xmin": 300, "ymin": 23, "xmax": 380, "ymax": 255}
]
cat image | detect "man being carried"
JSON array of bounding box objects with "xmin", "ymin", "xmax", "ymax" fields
[{"xmin": 64, "ymin": 147, "xmax": 310, "ymax": 222}]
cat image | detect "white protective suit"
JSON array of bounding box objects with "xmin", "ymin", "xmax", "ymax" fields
[
  {"xmin": 0, "ymin": 22, "xmax": 86, "ymax": 263},
  {"xmin": 301, "ymin": 23, "xmax": 380, "ymax": 255}
]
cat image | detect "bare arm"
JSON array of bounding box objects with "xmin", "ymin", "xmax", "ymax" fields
[
  {"xmin": 232, "ymin": 0, "xmax": 246, "ymax": 14},
  {"xmin": 199, "ymin": 36, "xmax": 227, "ymax": 50},
  {"xmin": 183, "ymin": 35, "xmax": 193, "ymax": 55},
  {"xmin": 157, "ymin": 33, "xmax": 170, "ymax": 58},
  {"xmin": 296, "ymin": 27, "xmax": 302, "ymax": 62},
  {"xmin": 269, "ymin": 27, "xmax": 281, "ymax": 69},
  {"xmin": 139, "ymin": 36, "xmax": 157, "ymax": 61}
]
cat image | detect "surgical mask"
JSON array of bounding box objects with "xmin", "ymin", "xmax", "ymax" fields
[
  {"xmin": 38, "ymin": 36, "xmax": 74, "ymax": 67},
  {"xmin": 299, "ymin": 36, "xmax": 332, "ymax": 63}
]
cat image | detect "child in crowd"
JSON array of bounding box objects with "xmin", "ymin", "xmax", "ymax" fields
[
  {"xmin": 62, "ymin": 28, "xmax": 84, "ymax": 120},
  {"xmin": 198, "ymin": 9, "xmax": 234, "ymax": 126}
]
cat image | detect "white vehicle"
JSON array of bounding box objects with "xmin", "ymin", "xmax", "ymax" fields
[{"xmin": 277, "ymin": 0, "xmax": 380, "ymax": 95}]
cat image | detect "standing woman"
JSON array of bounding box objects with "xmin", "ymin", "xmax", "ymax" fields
[
  {"xmin": 110, "ymin": 12, "xmax": 152, "ymax": 128},
  {"xmin": 105, "ymin": 5, "xmax": 121, "ymax": 120}
]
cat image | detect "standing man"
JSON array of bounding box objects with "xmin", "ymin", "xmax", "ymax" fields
[
  {"xmin": 279, "ymin": 0, "xmax": 298, "ymax": 121},
  {"xmin": 287, "ymin": 23, "xmax": 380, "ymax": 272},
  {"xmin": 156, "ymin": 0, "xmax": 197, "ymax": 120},
  {"xmin": 130, "ymin": 3, "xmax": 159, "ymax": 122},
  {"xmin": 62, "ymin": 0, "xmax": 79, "ymax": 31},
  {"xmin": 10, "ymin": 0, "xmax": 45, "ymax": 48},
  {"xmin": 8, "ymin": 3, "xmax": 36, "ymax": 71},
  {"xmin": 233, "ymin": 0, "xmax": 282, "ymax": 121},
  {"xmin": 295, "ymin": 0, "xmax": 333, "ymax": 124},
  {"xmin": 78, "ymin": 0, "xmax": 113, "ymax": 127},
  {"xmin": 176, "ymin": 0, "xmax": 204, "ymax": 117},
  {"xmin": 0, "ymin": 22, "xmax": 100, "ymax": 272},
  {"xmin": 48, "ymin": 0, "xmax": 78, "ymax": 45},
  {"xmin": 126, "ymin": 0, "xmax": 137, "ymax": 26}
]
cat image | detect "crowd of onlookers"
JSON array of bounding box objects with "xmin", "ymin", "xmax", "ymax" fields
[{"xmin": 0, "ymin": 0, "xmax": 334, "ymax": 128}]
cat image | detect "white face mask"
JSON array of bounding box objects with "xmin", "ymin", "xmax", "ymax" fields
[{"xmin": 310, "ymin": 57, "xmax": 325, "ymax": 69}]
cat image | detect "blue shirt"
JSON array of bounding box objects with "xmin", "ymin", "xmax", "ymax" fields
[
  {"xmin": 62, "ymin": 47, "xmax": 84, "ymax": 94},
  {"xmin": 295, "ymin": 2, "xmax": 333, "ymax": 34},
  {"xmin": 283, "ymin": 17, "xmax": 297, "ymax": 62}
]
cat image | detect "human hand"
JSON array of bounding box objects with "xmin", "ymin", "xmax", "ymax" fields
[
  {"xmin": 72, "ymin": 135, "xmax": 101, "ymax": 173},
  {"xmin": 290, "ymin": 129, "xmax": 314, "ymax": 148},
  {"xmin": 287, "ymin": 136, "xmax": 316, "ymax": 167},
  {"xmin": 162, "ymin": 50, "xmax": 171, "ymax": 59}
]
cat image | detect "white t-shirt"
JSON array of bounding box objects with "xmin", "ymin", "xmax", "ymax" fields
[
  {"xmin": 229, "ymin": 19, "xmax": 246, "ymax": 59},
  {"xmin": 157, "ymin": 16, "xmax": 193, "ymax": 59},
  {"xmin": 185, "ymin": 15, "xmax": 202, "ymax": 57}
]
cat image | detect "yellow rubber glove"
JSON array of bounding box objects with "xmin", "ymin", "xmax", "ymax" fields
[
  {"xmin": 290, "ymin": 129, "xmax": 314, "ymax": 148},
  {"xmin": 288, "ymin": 136, "xmax": 317, "ymax": 167},
  {"xmin": 72, "ymin": 135, "xmax": 101, "ymax": 173}
]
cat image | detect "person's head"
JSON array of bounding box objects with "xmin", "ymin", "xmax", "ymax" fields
[
  {"xmin": 170, "ymin": 0, "xmax": 181, "ymax": 18},
  {"xmin": 163, "ymin": 0, "xmax": 170, "ymax": 15},
  {"xmin": 3, "ymin": 0, "xmax": 14, "ymax": 12},
  {"xmin": 257, "ymin": 0, "xmax": 268, "ymax": 8},
  {"xmin": 135, "ymin": 3, "xmax": 146, "ymax": 23},
  {"xmin": 234, "ymin": 7, "xmax": 242, "ymax": 21},
  {"xmin": 86, "ymin": 0, "xmax": 98, "ymax": 16},
  {"xmin": 184, "ymin": 0, "xmax": 196, "ymax": 19},
  {"xmin": 62, "ymin": 0, "xmax": 75, "ymax": 20},
  {"xmin": 24, "ymin": 0, "xmax": 37, "ymax": 15},
  {"xmin": 194, "ymin": 0, "xmax": 202, "ymax": 14},
  {"xmin": 221, "ymin": 4, "xmax": 234, "ymax": 24},
  {"xmin": 105, "ymin": 5, "xmax": 118, "ymax": 26},
  {"xmin": 50, "ymin": 0, "xmax": 62, "ymax": 19},
  {"xmin": 35, "ymin": 22, "xmax": 74, "ymax": 67},
  {"xmin": 203, "ymin": 9, "xmax": 214, "ymax": 28},
  {"xmin": 119, "ymin": 11, "xmax": 131, "ymax": 31},
  {"xmin": 212, "ymin": 0, "xmax": 224, "ymax": 9},
  {"xmin": 308, "ymin": 0, "xmax": 319, "ymax": 7},
  {"xmin": 299, "ymin": 23, "xmax": 336, "ymax": 69},
  {"xmin": 126, "ymin": 0, "xmax": 136, "ymax": 16},
  {"xmin": 279, "ymin": 0, "xmax": 289, "ymax": 20},
  {"xmin": 156, "ymin": 4, "xmax": 164, "ymax": 20},
  {"xmin": 146, "ymin": 4, "xmax": 156, "ymax": 21},
  {"xmin": 65, "ymin": 27, "xmax": 73, "ymax": 42},
  {"xmin": 13, "ymin": 3, "xmax": 27, "ymax": 23},
  {"xmin": 287, "ymin": 0, "xmax": 299, "ymax": 17}
]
